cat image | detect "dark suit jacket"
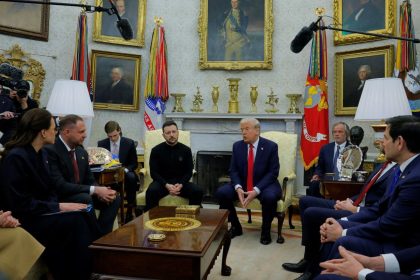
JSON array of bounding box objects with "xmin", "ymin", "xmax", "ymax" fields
[
  {"xmin": 45, "ymin": 137, "xmax": 95, "ymax": 199},
  {"xmin": 342, "ymin": 155, "xmax": 420, "ymax": 253},
  {"xmin": 97, "ymin": 136, "xmax": 138, "ymax": 172},
  {"xmin": 96, "ymin": 79, "xmax": 133, "ymax": 105},
  {"xmin": 0, "ymin": 145, "xmax": 60, "ymax": 223},
  {"xmin": 315, "ymin": 141, "xmax": 350, "ymax": 177},
  {"xmin": 229, "ymin": 137, "xmax": 280, "ymax": 192}
]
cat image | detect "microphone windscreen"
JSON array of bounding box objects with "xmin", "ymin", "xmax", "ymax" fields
[
  {"xmin": 0, "ymin": 63, "xmax": 23, "ymax": 81},
  {"xmin": 117, "ymin": 18, "xmax": 133, "ymax": 40},
  {"xmin": 290, "ymin": 26, "xmax": 314, "ymax": 54}
]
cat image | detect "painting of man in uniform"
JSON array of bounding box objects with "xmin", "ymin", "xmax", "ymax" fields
[
  {"xmin": 207, "ymin": 0, "xmax": 265, "ymax": 61},
  {"xmin": 342, "ymin": 0, "xmax": 385, "ymax": 33}
]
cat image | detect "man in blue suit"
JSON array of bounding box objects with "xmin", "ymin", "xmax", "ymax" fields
[
  {"xmin": 315, "ymin": 244, "xmax": 420, "ymax": 280},
  {"xmin": 308, "ymin": 122, "xmax": 351, "ymax": 197},
  {"xmin": 283, "ymin": 158, "xmax": 395, "ymax": 276},
  {"xmin": 98, "ymin": 120, "xmax": 138, "ymax": 222},
  {"xmin": 216, "ymin": 118, "xmax": 281, "ymax": 245},
  {"xmin": 314, "ymin": 115, "xmax": 420, "ymax": 279}
]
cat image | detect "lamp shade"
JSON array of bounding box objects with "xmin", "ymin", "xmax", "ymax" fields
[
  {"xmin": 46, "ymin": 80, "xmax": 94, "ymax": 117},
  {"xmin": 354, "ymin": 78, "xmax": 412, "ymax": 121}
]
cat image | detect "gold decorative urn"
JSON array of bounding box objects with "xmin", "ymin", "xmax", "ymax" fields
[
  {"xmin": 250, "ymin": 86, "xmax": 258, "ymax": 113},
  {"xmin": 211, "ymin": 86, "xmax": 220, "ymax": 112},
  {"xmin": 227, "ymin": 78, "xmax": 241, "ymax": 113}
]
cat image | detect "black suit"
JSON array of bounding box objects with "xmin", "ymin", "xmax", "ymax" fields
[
  {"xmin": 95, "ymin": 79, "xmax": 133, "ymax": 105},
  {"xmin": 98, "ymin": 136, "xmax": 138, "ymax": 205},
  {"xmin": 45, "ymin": 137, "xmax": 120, "ymax": 234},
  {"xmin": 0, "ymin": 145, "xmax": 99, "ymax": 279}
]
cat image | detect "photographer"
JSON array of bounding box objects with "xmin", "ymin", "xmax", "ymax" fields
[
  {"xmin": 8, "ymin": 81, "xmax": 38, "ymax": 122},
  {"xmin": 0, "ymin": 86, "xmax": 17, "ymax": 146}
]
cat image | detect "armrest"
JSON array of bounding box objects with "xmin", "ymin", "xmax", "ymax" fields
[
  {"xmin": 139, "ymin": 168, "xmax": 147, "ymax": 176},
  {"xmin": 280, "ymin": 172, "xmax": 296, "ymax": 201}
]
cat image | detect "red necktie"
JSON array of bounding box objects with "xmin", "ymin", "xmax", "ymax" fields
[
  {"xmin": 69, "ymin": 150, "xmax": 80, "ymax": 184},
  {"xmin": 247, "ymin": 144, "xmax": 254, "ymax": 192},
  {"xmin": 353, "ymin": 161, "xmax": 390, "ymax": 206}
]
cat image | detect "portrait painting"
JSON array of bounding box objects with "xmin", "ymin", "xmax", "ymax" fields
[
  {"xmin": 333, "ymin": 0, "xmax": 395, "ymax": 45},
  {"xmin": 93, "ymin": 0, "xmax": 146, "ymax": 47},
  {"xmin": 335, "ymin": 45, "xmax": 394, "ymax": 115},
  {"xmin": 91, "ymin": 50, "xmax": 141, "ymax": 111},
  {"xmin": 198, "ymin": 0, "xmax": 273, "ymax": 70},
  {"xmin": 0, "ymin": 1, "xmax": 49, "ymax": 41}
]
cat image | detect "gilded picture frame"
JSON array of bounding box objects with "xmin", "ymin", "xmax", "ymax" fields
[
  {"xmin": 0, "ymin": 1, "xmax": 49, "ymax": 41},
  {"xmin": 198, "ymin": 0, "xmax": 273, "ymax": 70},
  {"xmin": 333, "ymin": 0, "xmax": 395, "ymax": 45},
  {"xmin": 93, "ymin": 0, "xmax": 146, "ymax": 47},
  {"xmin": 91, "ymin": 50, "xmax": 141, "ymax": 111},
  {"xmin": 335, "ymin": 45, "xmax": 394, "ymax": 115}
]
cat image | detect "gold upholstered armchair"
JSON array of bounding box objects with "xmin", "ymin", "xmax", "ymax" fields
[
  {"xmin": 136, "ymin": 129, "xmax": 190, "ymax": 211},
  {"xmin": 234, "ymin": 131, "xmax": 297, "ymax": 244}
]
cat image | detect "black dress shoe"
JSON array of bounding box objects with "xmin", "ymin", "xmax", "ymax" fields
[
  {"xmin": 294, "ymin": 272, "xmax": 312, "ymax": 280},
  {"xmin": 125, "ymin": 211, "xmax": 134, "ymax": 223},
  {"xmin": 282, "ymin": 259, "xmax": 309, "ymax": 273},
  {"xmin": 228, "ymin": 225, "xmax": 243, "ymax": 238},
  {"xmin": 260, "ymin": 231, "xmax": 272, "ymax": 245}
]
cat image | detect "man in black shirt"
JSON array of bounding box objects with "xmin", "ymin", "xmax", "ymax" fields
[{"xmin": 145, "ymin": 120, "xmax": 203, "ymax": 211}]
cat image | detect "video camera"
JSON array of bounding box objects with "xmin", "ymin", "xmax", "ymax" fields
[{"xmin": 0, "ymin": 63, "xmax": 30, "ymax": 98}]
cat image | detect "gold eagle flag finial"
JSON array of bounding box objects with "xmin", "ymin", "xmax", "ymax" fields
[{"xmin": 315, "ymin": 7, "xmax": 325, "ymax": 17}]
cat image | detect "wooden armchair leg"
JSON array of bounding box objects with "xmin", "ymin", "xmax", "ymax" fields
[
  {"xmin": 247, "ymin": 209, "xmax": 252, "ymax": 223},
  {"xmin": 276, "ymin": 212, "xmax": 285, "ymax": 244},
  {"xmin": 288, "ymin": 205, "xmax": 295, "ymax": 229}
]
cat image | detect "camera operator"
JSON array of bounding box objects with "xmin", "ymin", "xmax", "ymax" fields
[
  {"xmin": 0, "ymin": 86, "xmax": 17, "ymax": 146},
  {"xmin": 8, "ymin": 81, "xmax": 38, "ymax": 121}
]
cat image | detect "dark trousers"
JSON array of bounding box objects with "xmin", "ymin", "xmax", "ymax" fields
[
  {"xmin": 215, "ymin": 183, "xmax": 281, "ymax": 232},
  {"xmin": 307, "ymin": 180, "xmax": 323, "ymax": 197},
  {"xmin": 22, "ymin": 211, "xmax": 100, "ymax": 280},
  {"xmin": 63, "ymin": 192, "xmax": 120, "ymax": 235},
  {"xmin": 300, "ymin": 196, "xmax": 352, "ymax": 260},
  {"xmin": 125, "ymin": 171, "xmax": 138, "ymax": 206},
  {"xmin": 145, "ymin": 181, "xmax": 203, "ymax": 211}
]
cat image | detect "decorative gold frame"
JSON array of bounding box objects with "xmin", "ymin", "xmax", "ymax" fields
[
  {"xmin": 91, "ymin": 50, "xmax": 141, "ymax": 111},
  {"xmin": 0, "ymin": 1, "xmax": 49, "ymax": 41},
  {"xmin": 0, "ymin": 44, "xmax": 46, "ymax": 102},
  {"xmin": 335, "ymin": 45, "xmax": 394, "ymax": 115},
  {"xmin": 93, "ymin": 0, "xmax": 146, "ymax": 47},
  {"xmin": 198, "ymin": 0, "xmax": 273, "ymax": 70},
  {"xmin": 333, "ymin": 0, "xmax": 395, "ymax": 45}
]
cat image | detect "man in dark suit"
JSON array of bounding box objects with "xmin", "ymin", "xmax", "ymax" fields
[
  {"xmin": 216, "ymin": 118, "xmax": 281, "ymax": 245},
  {"xmin": 282, "ymin": 159, "xmax": 396, "ymax": 276},
  {"xmin": 308, "ymin": 122, "xmax": 351, "ymax": 197},
  {"xmin": 315, "ymin": 244, "xmax": 420, "ymax": 280},
  {"xmin": 312, "ymin": 115, "xmax": 420, "ymax": 279},
  {"xmin": 45, "ymin": 114, "xmax": 120, "ymax": 235},
  {"xmin": 98, "ymin": 120, "xmax": 138, "ymax": 222},
  {"xmin": 95, "ymin": 67, "xmax": 133, "ymax": 105}
]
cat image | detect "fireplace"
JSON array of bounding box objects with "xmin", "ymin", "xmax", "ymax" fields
[{"xmin": 194, "ymin": 151, "xmax": 232, "ymax": 204}]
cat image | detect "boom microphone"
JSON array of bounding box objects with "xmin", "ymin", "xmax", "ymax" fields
[
  {"xmin": 108, "ymin": 0, "xmax": 133, "ymax": 40},
  {"xmin": 290, "ymin": 19, "xmax": 321, "ymax": 54}
]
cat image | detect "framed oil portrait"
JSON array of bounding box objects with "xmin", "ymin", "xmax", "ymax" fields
[
  {"xmin": 93, "ymin": 0, "xmax": 146, "ymax": 47},
  {"xmin": 91, "ymin": 50, "xmax": 141, "ymax": 111},
  {"xmin": 333, "ymin": 0, "xmax": 395, "ymax": 45},
  {"xmin": 198, "ymin": 0, "xmax": 273, "ymax": 70},
  {"xmin": 335, "ymin": 45, "xmax": 394, "ymax": 115},
  {"xmin": 0, "ymin": 1, "xmax": 49, "ymax": 41}
]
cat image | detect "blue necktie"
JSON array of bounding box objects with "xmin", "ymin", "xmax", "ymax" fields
[
  {"xmin": 333, "ymin": 145, "xmax": 340, "ymax": 179},
  {"xmin": 387, "ymin": 167, "xmax": 401, "ymax": 195}
]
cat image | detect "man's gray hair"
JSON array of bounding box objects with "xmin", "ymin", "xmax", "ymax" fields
[
  {"xmin": 240, "ymin": 118, "xmax": 260, "ymax": 129},
  {"xmin": 358, "ymin": 64, "xmax": 371, "ymax": 75}
]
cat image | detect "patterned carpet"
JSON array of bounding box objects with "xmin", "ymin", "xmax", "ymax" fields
[{"xmin": 237, "ymin": 210, "xmax": 302, "ymax": 239}]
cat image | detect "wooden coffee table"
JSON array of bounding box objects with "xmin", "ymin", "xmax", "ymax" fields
[{"xmin": 90, "ymin": 206, "xmax": 231, "ymax": 279}]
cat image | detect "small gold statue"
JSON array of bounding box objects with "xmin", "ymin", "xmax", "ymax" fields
[
  {"xmin": 170, "ymin": 93, "xmax": 186, "ymax": 112},
  {"xmin": 265, "ymin": 88, "xmax": 279, "ymax": 113},
  {"xmin": 227, "ymin": 78, "xmax": 240, "ymax": 113},
  {"xmin": 191, "ymin": 87, "xmax": 204, "ymax": 112}
]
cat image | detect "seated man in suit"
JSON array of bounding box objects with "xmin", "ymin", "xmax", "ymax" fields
[
  {"xmin": 98, "ymin": 121, "xmax": 138, "ymax": 222},
  {"xmin": 311, "ymin": 115, "xmax": 420, "ymax": 280},
  {"xmin": 282, "ymin": 154, "xmax": 396, "ymax": 277},
  {"xmin": 145, "ymin": 120, "xmax": 203, "ymax": 211},
  {"xmin": 316, "ymin": 245, "xmax": 420, "ymax": 280},
  {"xmin": 46, "ymin": 114, "xmax": 120, "ymax": 235},
  {"xmin": 308, "ymin": 122, "xmax": 351, "ymax": 197},
  {"xmin": 216, "ymin": 118, "xmax": 281, "ymax": 245}
]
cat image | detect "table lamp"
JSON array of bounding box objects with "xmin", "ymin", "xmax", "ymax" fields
[
  {"xmin": 46, "ymin": 80, "xmax": 94, "ymax": 145},
  {"xmin": 354, "ymin": 77, "xmax": 412, "ymax": 162}
]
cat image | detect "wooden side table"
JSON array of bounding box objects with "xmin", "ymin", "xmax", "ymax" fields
[
  {"xmin": 93, "ymin": 167, "xmax": 125, "ymax": 223},
  {"xmin": 321, "ymin": 180, "xmax": 364, "ymax": 201}
]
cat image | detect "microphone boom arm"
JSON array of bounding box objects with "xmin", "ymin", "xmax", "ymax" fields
[{"xmin": 0, "ymin": 0, "xmax": 112, "ymax": 14}]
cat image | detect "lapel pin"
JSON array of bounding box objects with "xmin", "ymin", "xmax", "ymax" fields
[{"xmin": 81, "ymin": 156, "xmax": 85, "ymax": 160}]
